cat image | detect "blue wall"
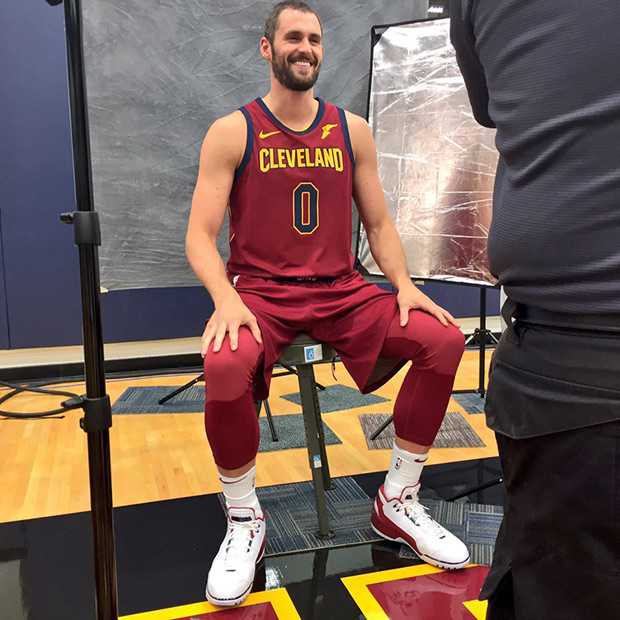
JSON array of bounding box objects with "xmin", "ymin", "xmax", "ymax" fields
[{"xmin": 0, "ymin": 2, "xmax": 497, "ymax": 350}]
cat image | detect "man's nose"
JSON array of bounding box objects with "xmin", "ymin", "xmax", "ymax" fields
[{"xmin": 297, "ymin": 37, "xmax": 312, "ymax": 55}]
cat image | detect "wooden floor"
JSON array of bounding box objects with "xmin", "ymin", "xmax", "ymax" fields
[{"xmin": 0, "ymin": 350, "xmax": 495, "ymax": 524}]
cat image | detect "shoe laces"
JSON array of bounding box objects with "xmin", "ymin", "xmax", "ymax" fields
[
  {"xmin": 223, "ymin": 518, "xmax": 262, "ymax": 570},
  {"xmin": 398, "ymin": 495, "xmax": 446, "ymax": 539}
]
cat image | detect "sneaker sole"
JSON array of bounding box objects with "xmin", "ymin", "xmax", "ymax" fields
[
  {"xmin": 206, "ymin": 581, "xmax": 252, "ymax": 607},
  {"xmin": 205, "ymin": 541, "xmax": 266, "ymax": 607},
  {"xmin": 371, "ymin": 518, "xmax": 470, "ymax": 571}
]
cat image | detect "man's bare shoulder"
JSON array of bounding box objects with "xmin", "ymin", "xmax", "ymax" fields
[
  {"xmin": 200, "ymin": 110, "xmax": 247, "ymax": 167},
  {"xmin": 343, "ymin": 110, "xmax": 370, "ymax": 132},
  {"xmin": 342, "ymin": 110, "xmax": 374, "ymax": 161},
  {"xmin": 205, "ymin": 110, "xmax": 246, "ymax": 143}
]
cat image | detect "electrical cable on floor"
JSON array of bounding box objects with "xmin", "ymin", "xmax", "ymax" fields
[{"xmin": 0, "ymin": 379, "xmax": 84, "ymax": 420}]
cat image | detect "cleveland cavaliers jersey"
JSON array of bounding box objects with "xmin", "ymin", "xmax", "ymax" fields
[{"xmin": 227, "ymin": 98, "xmax": 355, "ymax": 278}]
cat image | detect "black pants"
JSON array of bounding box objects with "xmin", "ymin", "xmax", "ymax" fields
[
  {"xmin": 482, "ymin": 307, "xmax": 620, "ymax": 619},
  {"xmin": 485, "ymin": 423, "xmax": 620, "ymax": 620}
]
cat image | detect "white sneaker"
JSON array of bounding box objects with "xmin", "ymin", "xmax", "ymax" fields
[
  {"xmin": 206, "ymin": 506, "xmax": 266, "ymax": 606},
  {"xmin": 371, "ymin": 484, "xmax": 470, "ymax": 570}
]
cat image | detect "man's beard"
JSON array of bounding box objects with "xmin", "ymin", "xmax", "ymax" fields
[{"xmin": 271, "ymin": 47, "xmax": 321, "ymax": 91}]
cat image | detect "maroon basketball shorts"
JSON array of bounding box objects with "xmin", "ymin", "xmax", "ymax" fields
[{"xmin": 230, "ymin": 270, "xmax": 402, "ymax": 400}]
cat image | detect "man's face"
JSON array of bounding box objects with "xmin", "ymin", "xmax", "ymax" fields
[{"xmin": 269, "ymin": 9, "xmax": 324, "ymax": 91}]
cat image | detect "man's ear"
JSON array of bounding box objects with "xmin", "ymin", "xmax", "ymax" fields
[{"xmin": 260, "ymin": 37, "xmax": 272, "ymax": 61}]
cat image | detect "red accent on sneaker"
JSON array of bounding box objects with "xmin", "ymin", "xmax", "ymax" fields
[{"xmin": 372, "ymin": 485, "xmax": 422, "ymax": 555}]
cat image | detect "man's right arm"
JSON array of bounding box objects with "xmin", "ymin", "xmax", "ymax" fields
[{"xmin": 186, "ymin": 112, "xmax": 262, "ymax": 355}]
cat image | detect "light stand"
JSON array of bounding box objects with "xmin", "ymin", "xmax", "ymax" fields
[
  {"xmin": 453, "ymin": 285, "xmax": 499, "ymax": 397},
  {"xmin": 52, "ymin": 0, "xmax": 119, "ymax": 617}
]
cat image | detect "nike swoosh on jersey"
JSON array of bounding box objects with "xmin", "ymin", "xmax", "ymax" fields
[{"xmin": 259, "ymin": 130, "xmax": 281, "ymax": 139}]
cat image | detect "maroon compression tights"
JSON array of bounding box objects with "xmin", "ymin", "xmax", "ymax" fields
[{"xmin": 204, "ymin": 311, "xmax": 464, "ymax": 470}]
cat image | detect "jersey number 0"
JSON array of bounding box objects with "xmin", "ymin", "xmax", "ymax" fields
[{"xmin": 293, "ymin": 182, "xmax": 319, "ymax": 235}]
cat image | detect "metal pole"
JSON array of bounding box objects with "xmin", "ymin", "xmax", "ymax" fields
[
  {"xmin": 60, "ymin": 0, "xmax": 118, "ymax": 617},
  {"xmin": 478, "ymin": 286, "xmax": 487, "ymax": 396}
]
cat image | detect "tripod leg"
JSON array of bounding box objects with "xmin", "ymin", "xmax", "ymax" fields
[
  {"xmin": 370, "ymin": 415, "xmax": 393, "ymax": 441},
  {"xmin": 158, "ymin": 374, "xmax": 204, "ymax": 405},
  {"xmin": 263, "ymin": 400, "xmax": 278, "ymax": 442},
  {"xmin": 445, "ymin": 477, "xmax": 503, "ymax": 502}
]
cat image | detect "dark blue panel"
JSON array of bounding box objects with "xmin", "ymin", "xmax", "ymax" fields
[
  {"xmin": 421, "ymin": 281, "xmax": 500, "ymax": 319},
  {"xmin": 0, "ymin": 2, "xmax": 83, "ymax": 349},
  {"xmin": 101, "ymin": 286, "xmax": 213, "ymax": 344},
  {"xmin": 0, "ymin": 212, "xmax": 10, "ymax": 349}
]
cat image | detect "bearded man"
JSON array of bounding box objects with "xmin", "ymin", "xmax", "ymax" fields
[{"xmin": 187, "ymin": 1, "xmax": 469, "ymax": 606}]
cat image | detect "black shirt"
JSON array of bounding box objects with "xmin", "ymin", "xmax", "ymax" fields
[{"xmin": 451, "ymin": 0, "xmax": 620, "ymax": 315}]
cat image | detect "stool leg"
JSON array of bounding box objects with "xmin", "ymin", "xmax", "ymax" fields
[
  {"xmin": 297, "ymin": 364, "xmax": 334, "ymax": 539},
  {"xmin": 263, "ymin": 400, "xmax": 278, "ymax": 442},
  {"xmin": 311, "ymin": 370, "xmax": 333, "ymax": 491}
]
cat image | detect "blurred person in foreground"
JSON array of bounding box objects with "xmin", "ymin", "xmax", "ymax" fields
[{"xmin": 451, "ymin": 1, "xmax": 620, "ymax": 618}]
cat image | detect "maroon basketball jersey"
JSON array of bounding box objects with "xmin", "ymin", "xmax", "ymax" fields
[{"xmin": 227, "ymin": 98, "xmax": 355, "ymax": 278}]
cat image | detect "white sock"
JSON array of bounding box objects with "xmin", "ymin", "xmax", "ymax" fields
[
  {"xmin": 384, "ymin": 442, "xmax": 428, "ymax": 499},
  {"xmin": 219, "ymin": 465, "xmax": 260, "ymax": 511}
]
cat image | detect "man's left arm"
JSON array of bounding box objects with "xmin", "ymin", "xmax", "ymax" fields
[{"xmin": 347, "ymin": 112, "xmax": 459, "ymax": 328}]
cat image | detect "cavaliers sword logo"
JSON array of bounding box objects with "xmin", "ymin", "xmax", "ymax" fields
[{"xmin": 321, "ymin": 123, "xmax": 338, "ymax": 139}]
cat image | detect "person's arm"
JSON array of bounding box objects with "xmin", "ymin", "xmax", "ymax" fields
[
  {"xmin": 450, "ymin": 0, "xmax": 495, "ymax": 128},
  {"xmin": 347, "ymin": 112, "xmax": 458, "ymax": 328},
  {"xmin": 186, "ymin": 112, "xmax": 262, "ymax": 355}
]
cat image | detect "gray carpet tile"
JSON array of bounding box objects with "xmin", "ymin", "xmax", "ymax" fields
[
  {"xmin": 281, "ymin": 383, "xmax": 389, "ymax": 413},
  {"xmin": 452, "ymin": 393, "xmax": 486, "ymax": 414},
  {"xmin": 217, "ymin": 477, "xmax": 502, "ymax": 560},
  {"xmin": 112, "ymin": 385, "xmax": 205, "ymax": 414},
  {"xmin": 359, "ymin": 411, "xmax": 485, "ymax": 450},
  {"xmin": 258, "ymin": 414, "xmax": 341, "ymax": 452},
  {"xmin": 398, "ymin": 502, "xmax": 503, "ymax": 566}
]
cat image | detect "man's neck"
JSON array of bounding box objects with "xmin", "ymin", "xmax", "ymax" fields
[{"xmin": 262, "ymin": 86, "xmax": 319, "ymax": 131}]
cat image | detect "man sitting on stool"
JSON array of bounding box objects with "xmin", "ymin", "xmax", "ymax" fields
[{"xmin": 186, "ymin": 1, "xmax": 469, "ymax": 607}]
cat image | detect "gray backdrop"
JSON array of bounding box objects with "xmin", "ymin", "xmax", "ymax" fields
[
  {"xmin": 82, "ymin": 0, "xmax": 430, "ymax": 290},
  {"xmin": 358, "ymin": 19, "xmax": 498, "ymax": 285}
]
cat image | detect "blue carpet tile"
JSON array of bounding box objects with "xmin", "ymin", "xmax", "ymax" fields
[
  {"xmin": 219, "ymin": 476, "xmax": 379, "ymax": 556},
  {"xmin": 359, "ymin": 411, "xmax": 485, "ymax": 450},
  {"xmin": 112, "ymin": 385, "xmax": 205, "ymax": 414},
  {"xmin": 452, "ymin": 393, "xmax": 486, "ymax": 414}
]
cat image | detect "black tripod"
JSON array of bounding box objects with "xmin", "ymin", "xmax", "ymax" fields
[{"xmin": 53, "ymin": 0, "xmax": 119, "ymax": 617}]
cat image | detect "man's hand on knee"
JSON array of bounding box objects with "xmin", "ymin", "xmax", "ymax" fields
[
  {"xmin": 202, "ymin": 295, "xmax": 262, "ymax": 355},
  {"xmin": 397, "ymin": 284, "xmax": 460, "ymax": 328}
]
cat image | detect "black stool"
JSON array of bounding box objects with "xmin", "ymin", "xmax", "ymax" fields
[{"xmin": 274, "ymin": 333, "xmax": 336, "ymax": 539}]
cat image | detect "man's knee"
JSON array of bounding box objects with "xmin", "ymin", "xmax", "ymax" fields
[
  {"xmin": 417, "ymin": 321, "xmax": 465, "ymax": 374},
  {"xmin": 203, "ymin": 329, "xmax": 262, "ymax": 399}
]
